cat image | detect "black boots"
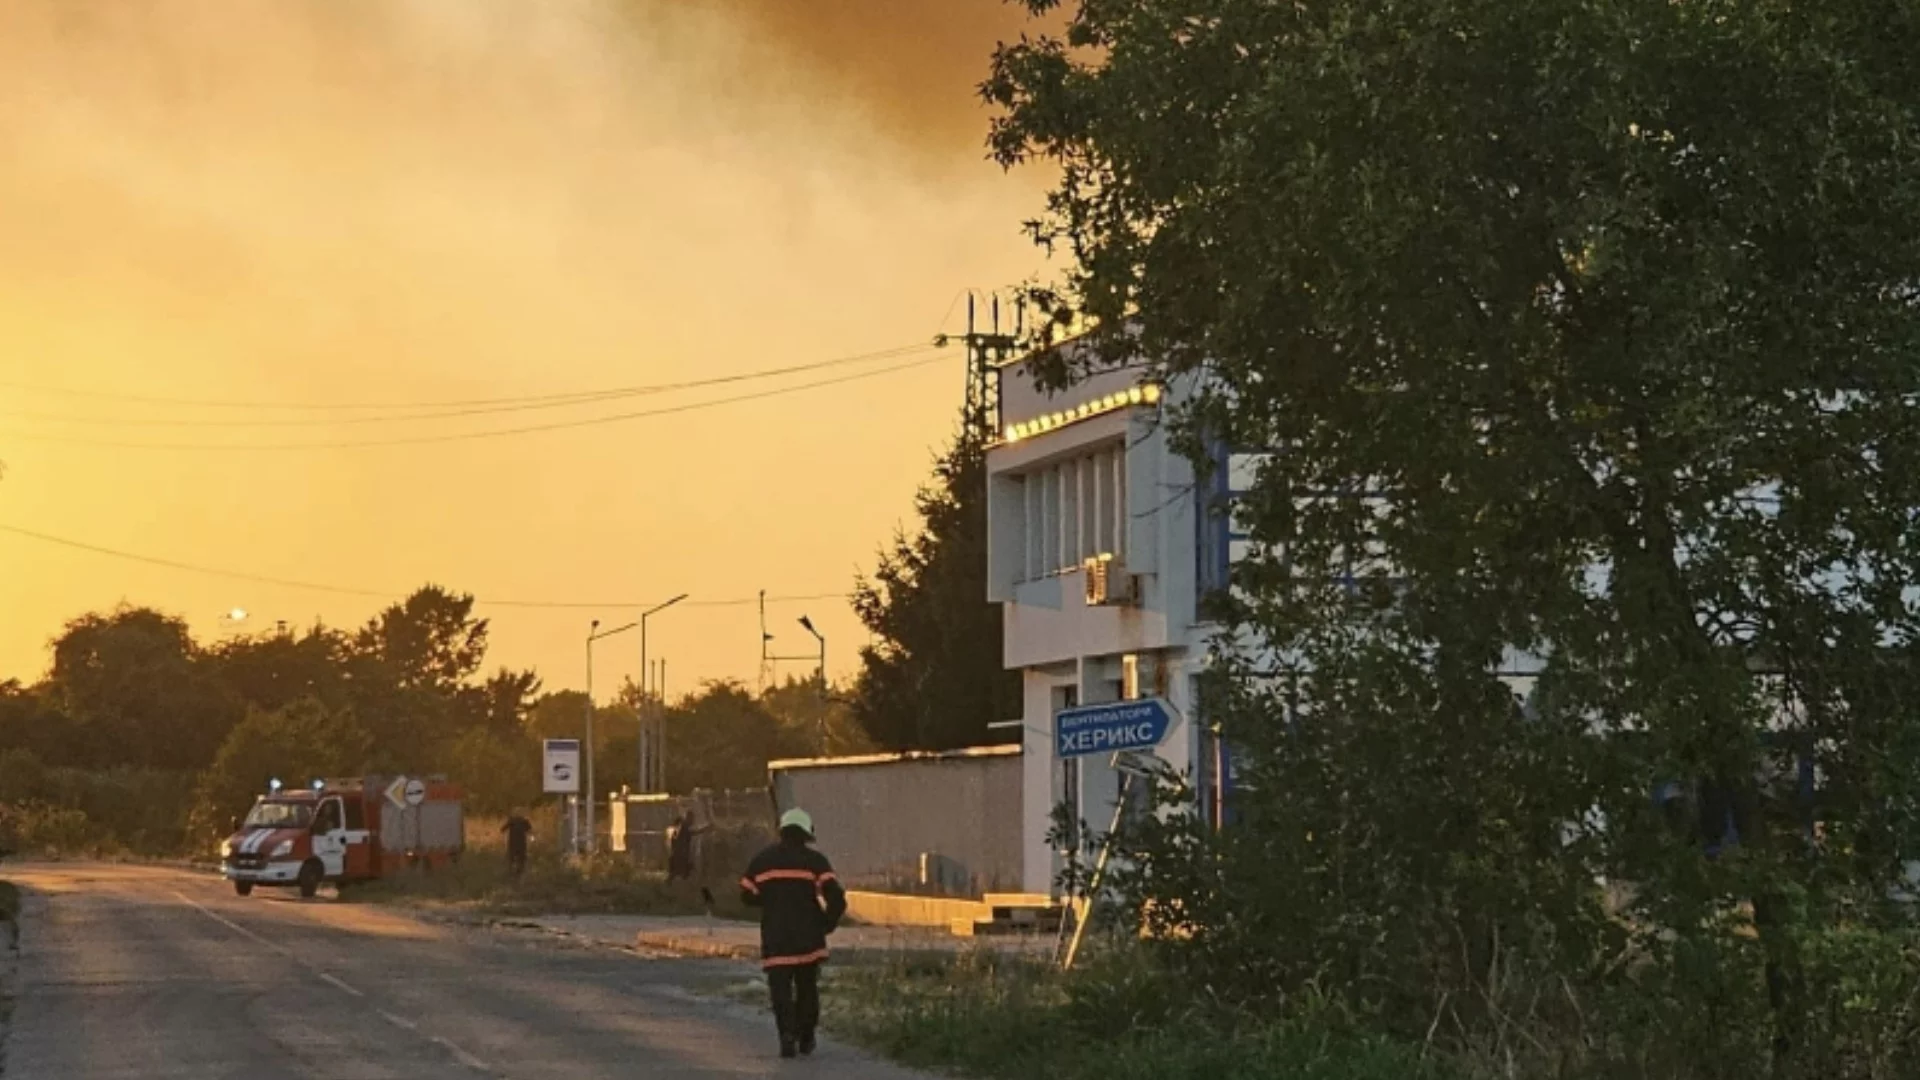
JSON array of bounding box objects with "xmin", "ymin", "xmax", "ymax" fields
[{"xmin": 799, "ymin": 1030, "xmax": 816, "ymax": 1056}]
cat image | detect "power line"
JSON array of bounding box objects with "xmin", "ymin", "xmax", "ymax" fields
[
  {"xmin": 0, "ymin": 342, "xmax": 933, "ymax": 413},
  {"xmin": 0, "ymin": 353, "xmax": 951, "ymax": 451},
  {"xmin": 0, "ymin": 522, "xmax": 846, "ymax": 611}
]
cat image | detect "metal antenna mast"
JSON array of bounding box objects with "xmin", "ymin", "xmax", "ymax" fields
[{"xmin": 960, "ymin": 291, "xmax": 1019, "ymax": 443}]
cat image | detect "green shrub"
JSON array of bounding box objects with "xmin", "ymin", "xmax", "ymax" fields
[
  {"xmin": 826, "ymin": 948, "xmax": 1452, "ymax": 1080},
  {"xmin": 47, "ymin": 766, "xmax": 195, "ymax": 854},
  {"xmin": 1794, "ymin": 926, "xmax": 1920, "ymax": 1080},
  {"xmin": 0, "ymin": 800, "xmax": 116, "ymax": 855}
]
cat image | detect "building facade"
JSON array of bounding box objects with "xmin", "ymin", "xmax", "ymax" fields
[{"xmin": 985, "ymin": 350, "xmax": 1238, "ymax": 896}]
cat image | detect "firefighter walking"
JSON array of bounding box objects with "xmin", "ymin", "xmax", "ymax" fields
[{"xmin": 739, "ymin": 808, "xmax": 846, "ymax": 1058}]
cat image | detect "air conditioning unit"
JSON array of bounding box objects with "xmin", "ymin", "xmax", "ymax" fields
[{"xmin": 1084, "ymin": 555, "xmax": 1139, "ymax": 607}]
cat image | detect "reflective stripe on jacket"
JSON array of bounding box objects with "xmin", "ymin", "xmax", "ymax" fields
[{"xmin": 739, "ymin": 840, "xmax": 846, "ymax": 968}]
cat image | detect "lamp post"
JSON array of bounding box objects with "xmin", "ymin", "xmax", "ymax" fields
[
  {"xmin": 640, "ymin": 594, "xmax": 688, "ymax": 793},
  {"xmin": 797, "ymin": 615, "xmax": 826, "ymax": 690},
  {"xmin": 586, "ymin": 618, "xmax": 639, "ymax": 855}
]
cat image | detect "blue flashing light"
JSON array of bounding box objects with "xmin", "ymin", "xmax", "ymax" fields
[{"xmin": 268, "ymin": 778, "xmax": 283, "ymax": 793}]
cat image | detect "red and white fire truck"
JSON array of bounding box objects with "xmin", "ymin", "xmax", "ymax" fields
[{"xmin": 220, "ymin": 775, "xmax": 464, "ymax": 898}]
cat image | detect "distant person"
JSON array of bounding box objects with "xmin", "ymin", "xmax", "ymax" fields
[
  {"xmin": 500, "ymin": 812, "xmax": 535, "ymax": 879},
  {"xmin": 739, "ymin": 808, "xmax": 846, "ymax": 1059},
  {"xmin": 667, "ymin": 811, "xmax": 707, "ymax": 881}
]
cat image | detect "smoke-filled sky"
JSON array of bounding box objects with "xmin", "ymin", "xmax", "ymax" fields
[{"xmin": 0, "ymin": 0, "xmax": 1047, "ymax": 697}]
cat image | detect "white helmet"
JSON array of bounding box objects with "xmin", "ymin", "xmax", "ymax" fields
[{"xmin": 779, "ymin": 808, "xmax": 814, "ymax": 839}]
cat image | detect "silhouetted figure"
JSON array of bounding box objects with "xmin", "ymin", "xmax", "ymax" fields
[
  {"xmin": 500, "ymin": 812, "xmax": 534, "ymax": 879},
  {"xmin": 667, "ymin": 811, "xmax": 706, "ymax": 881}
]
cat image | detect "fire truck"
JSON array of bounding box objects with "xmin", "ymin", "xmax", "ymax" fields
[{"xmin": 220, "ymin": 775, "xmax": 464, "ymax": 898}]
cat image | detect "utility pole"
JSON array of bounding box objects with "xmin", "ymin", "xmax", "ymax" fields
[
  {"xmin": 584, "ymin": 624, "xmax": 596, "ymax": 856},
  {"xmin": 638, "ymin": 595, "xmax": 687, "ymax": 795},
  {"xmin": 957, "ymin": 291, "xmax": 1020, "ymax": 443},
  {"xmin": 758, "ymin": 590, "xmax": 775, "ymax": 692},
  {"xmin": 587, "ymin": 619, "xmax": 640, "ymax": 854}
]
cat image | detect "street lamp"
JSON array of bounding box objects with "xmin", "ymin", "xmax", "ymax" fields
[
  {"xmin": 216, "ymin": 608, "xmax": 249, "ymax": 637},
  {"xmin": 798, "ymin": 615, "xmax": 826, "ymax": 690},
  {"xmin": 585, "ymin": 618, "xmax": 639, "ymax": 855},
  {"xmin": 640, "ymin": 594, "xmax": 688, "ymax": 794}
]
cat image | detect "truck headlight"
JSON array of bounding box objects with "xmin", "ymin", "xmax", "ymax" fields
[
  {"xmin": 270, "ymin": 840, "xmax": 294, "ymax": 858},
  {"xmin": 219, "ymin": 840, "xmax": 233, "ymax": 858}
]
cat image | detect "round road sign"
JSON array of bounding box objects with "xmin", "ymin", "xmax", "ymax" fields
[{"xmin": 403, "ymin": 778, "xmax": 427, "ymax": 807}]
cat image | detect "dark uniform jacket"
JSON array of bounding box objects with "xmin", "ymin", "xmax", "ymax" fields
[{"xmin": 739, "ymin": 839, "xmax": 847, "ymax": 969}]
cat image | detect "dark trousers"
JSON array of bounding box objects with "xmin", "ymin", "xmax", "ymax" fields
[
  {"xmin": 767, "ymin": 962, "xmax": 820, "ymax": 1040},
  {"xmin": 507, "ymin": 849, "xmax": 527, "ymax": 878}
]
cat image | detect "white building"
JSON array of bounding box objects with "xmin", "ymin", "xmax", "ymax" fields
[{"xmin": 984, "ymin": 349, "xmax": 1240, "ymax": 896}]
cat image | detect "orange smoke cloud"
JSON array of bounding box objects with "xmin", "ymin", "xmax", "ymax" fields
[{"xmin": 672, "ymin": 0, "xmax": 1040, "ymax": 160}]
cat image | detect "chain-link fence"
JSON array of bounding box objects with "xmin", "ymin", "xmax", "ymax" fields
[{"xmin": 610, "ymin": 788, "xmax": 775, "ymax": 884}]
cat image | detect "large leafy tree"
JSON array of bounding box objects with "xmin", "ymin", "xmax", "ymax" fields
[
  {"xmin": 46, "ymin": 607, "xmax": 240, "ymax": 770},
  {"xmin": 990, "ymin": 0, "xmax": 1920, "ymax": 1066},
  {"xmin": 661, "ymin": 680, "xmax": 797, "ymax": 793},
  {"xmin": 761, "ymin": 677, "xmax": 875, "ymax": 760},
  {"xmin": 352, "ymin": 585, "xmax": 489, "ymax": 691},
  {"xmin": 205, "ymin": 625, "xmax": 354, "ymax": 715},
  {"xmin": 852, "ymin": 429, "xmax": 1020, "ymax": 750},
  {"xmin": 346, "ymin": 586, "xmax": 499, "ymax": 769}
]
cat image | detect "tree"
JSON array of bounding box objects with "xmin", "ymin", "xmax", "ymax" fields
[
  {"xmin": 466, "ymin": 667, "xmax": 542, "ymax": 741},
  {"xmin": 346, "ymin": 586, "xmax": 492, "ymax": 769},
  {"xmin": 46, "ymin": 607, "xmax": 239, "ymax": 770},
  {"xmin": 990, "ymin": 0, "xmax": 1920, "ymax": 1067},
  {"xmin": 445, "ymin": 727, "xmax": 542, "ymax": 818},
  {"xmin": 352, "ymin": 585, "xmax": 488, "ymax": 691},
  {"xmin": 0, "ymin": 680, "xmax": 73, "ymax": 765},
  {"xmin": 525, "ymin": 690, "xmax": 591, "ymax": 745},
  {"xmin": 188, "ymin": 698, "xmax": 374, "ymax": 843},
  {"xmin": 852, "ymin": 428, "xmax": 1020, "ymax": 750},
  {"xmin": 762, "ymin": 677, "xmax": 876, "ymax": 759},
  {"xmin": 205, "ymin": 625, "xmax": 353, "ymax": 714},
  {"xmin": 661, "ymin": 681, "xmax": 794, "ymax": 793}
]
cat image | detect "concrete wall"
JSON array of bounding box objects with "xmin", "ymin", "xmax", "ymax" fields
[{"xmin": 770, "ymin": 747, "xmax": 1023, "ymax": 899}]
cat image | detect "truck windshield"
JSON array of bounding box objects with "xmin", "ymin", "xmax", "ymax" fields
[{"xmin": 242, "ymin": 802, "xmax": 313, "ymax": 829}]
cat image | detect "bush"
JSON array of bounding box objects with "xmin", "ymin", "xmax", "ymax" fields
[
  {"xmin": 0, "ymin": 751, "xmax": 194, "ymax": 855},
  {"xmin": 1790, "ymin": 927, "xmax": 1920, "ymax": 1080},
  {"xmin": 827, "ymin": 949, "xmax": 1454, "ymax": 1080},
  {"xmin": 49, "ymin": 766, "xmax": 194, "ymax": 854},
  {"xmin": 444, "ymin": 730, "xmax": 541, "ymax": 818},
  {"xmin": 0, "ymin": 800, "xmax": 117, "ymax": 856}
]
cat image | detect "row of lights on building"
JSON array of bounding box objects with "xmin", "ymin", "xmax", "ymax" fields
[{"xmin": 1001, "ymin": 383, "xmax": 1162, "ymax": 444}]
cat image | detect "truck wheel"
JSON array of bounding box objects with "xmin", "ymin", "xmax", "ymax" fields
[
  {"xmin": 233, "ymin": 880, "xmax": 254, "ymax": 897},
  {"xmin": 297, "ymin": 860, "xmax": 324, "ymax": 899}
]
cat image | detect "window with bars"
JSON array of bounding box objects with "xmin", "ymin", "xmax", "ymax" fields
[{"xmin": 1018, "ymin": 443, "xmax": 1128, "ymax": 581}]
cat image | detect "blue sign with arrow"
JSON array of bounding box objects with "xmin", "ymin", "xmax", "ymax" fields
[{"xmin": 1055, "ymin": 698, "xmax": 1176, "ymax": 759}]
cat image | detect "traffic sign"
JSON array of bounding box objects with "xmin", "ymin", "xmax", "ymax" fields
[
  {"xmin": 543, "ymin": 739, "xmax": 581, "ymax": 794},
  {"xmin": 403, "ymin": 778, "xmax": 427, "ymax": 807},
  {"xmin": 384, "ymin": 776, "xmax": 409, "ymax": 810},
  {"xmin": 1055, "ymin": 698, "xmax": 1176, "ymax": 759}
]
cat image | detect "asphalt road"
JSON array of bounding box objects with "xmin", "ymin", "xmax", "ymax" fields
[{"xmin": 3, "ymin": 862, "xmax": 933, "ymax": 1080}]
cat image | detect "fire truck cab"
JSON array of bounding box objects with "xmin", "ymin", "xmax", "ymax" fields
[{"xmin": 221, "ymin": 776, "xmax": 462, "ymax": 898}]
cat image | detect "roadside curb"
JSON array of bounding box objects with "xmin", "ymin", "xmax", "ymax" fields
[{"xmin": 632, "ymin": 932, "xmax": 758, "ymax": 961}]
